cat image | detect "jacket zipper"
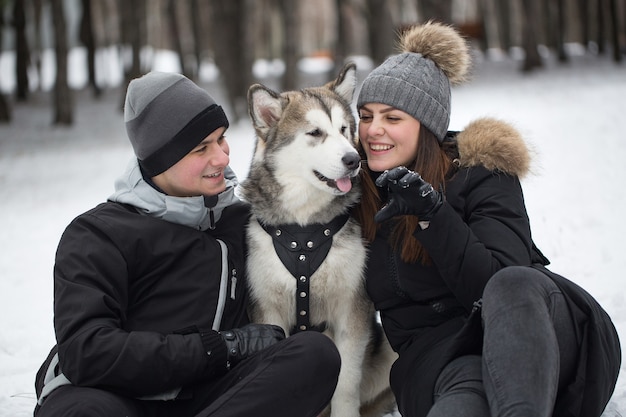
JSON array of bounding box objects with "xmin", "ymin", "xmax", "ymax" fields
[
  {"xmin": 212, "ymin": 239, "xmax": 229, "ymax": 331},
  {"xmin": 230, "ymin": 269, "xmax": 237, "ymax": 300}
]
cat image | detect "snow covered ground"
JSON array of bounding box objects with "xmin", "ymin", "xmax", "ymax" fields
[{"xmin": 0, "ymin": 48, "xmax": 625, "ymax": 416}]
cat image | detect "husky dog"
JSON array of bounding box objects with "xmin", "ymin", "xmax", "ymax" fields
[{"xmin": 240, "ymin": 63, "xmax": 397, "ymax": 417}]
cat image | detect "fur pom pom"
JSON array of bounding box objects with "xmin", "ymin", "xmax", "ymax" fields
[{"xmin": 399, "ymin": 21, "xmax": 471, "ymax": 85}]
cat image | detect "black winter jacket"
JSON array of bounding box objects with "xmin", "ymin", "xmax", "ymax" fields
[
  {"xmin": 365, "ymin": 118, "xmax": 621, "ymax": 417},
  {"xmin": 35, "ymin": 161, "xmax": 250, "ymax": 403}
]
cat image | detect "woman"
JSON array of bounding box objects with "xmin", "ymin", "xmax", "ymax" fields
[
  {"xmin": 353, "ymin": 22, "xmax": 620, "ymax": 417},
  {"xmin": 34, "ymin": 71, "xmax": 340, "ymax": 417}
]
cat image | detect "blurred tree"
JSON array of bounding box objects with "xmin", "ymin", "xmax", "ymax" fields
[
  {"xmin": 365, "ymin": 0, "xmax": 393, "ymax": 65},
  {"xmin": 167, "ymin": 0, "xmax": 188, "ymax": 78},
  {"xmin": 334, "ymin": 0, "xmax": 350, "ymax": 70},
  {"xmin": 416, "ymin": 0, "xmax": 453, "ymax": 23},
  {"xmin": 208, "ymin": 0, "xmax": 252, "ymax": 120},
  {"xmin": 278, "ymin": 0, "xmax": 299, "ymax": 90},
  {"xmin": 607, "ymin": 0, "xmax": 622, "ymax": 62},
  {"xmin": 13, "ymin": 0, "xmax": 29, "ymax": 100},
  {"xmin": 190, "ymin": 0, "xmax": 204, "ymax": 78},
  {"xmin": 51, "ymin": 0, "xmax": 73, "ymax": 125},
  {"xmin": 0, "ymin": 0, "xmax": 12, "ymax": 122},
  {"xmin": 520, "ymin": 0, "xmax": 543, "ymax": 71},
  {"xmin": 32, "ymin": 0, "xmax": 44, "ymax": 91},
  {"xmin": 80, "ymin": 0, "xmax": 102, "ymax": 96},
  {"xmin": 119, "ymin": 0, "xmax": 145, "ymax": 109}
]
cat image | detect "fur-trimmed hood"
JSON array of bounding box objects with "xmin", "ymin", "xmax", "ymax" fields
[{"xmin": 456, "ymin": 117, "xmax": 531, "ymax": 178}]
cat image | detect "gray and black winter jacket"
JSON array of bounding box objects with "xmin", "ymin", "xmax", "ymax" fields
[{"xmin": 35, "ymin": 160, "xmax": 250, "ymax": 403}]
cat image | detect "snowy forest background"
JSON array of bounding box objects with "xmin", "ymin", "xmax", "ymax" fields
[{"xmin": 1, "ymin": 0, "xmax": 626, "ymax": 416}]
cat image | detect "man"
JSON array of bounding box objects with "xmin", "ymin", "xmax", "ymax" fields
[{"xmin": 34, "ymin": 72, "xmax": 341, "ymax": 417}]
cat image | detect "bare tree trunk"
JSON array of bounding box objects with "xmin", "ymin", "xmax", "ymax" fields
[
  {"xmin": 416, "ymin": 0, "xmax": 453, "ymax": 23},
  {"xmin": 546, "ymin": 0, "xmax": 568, "ymax": 62},
  {"xmin": 190, "ymin": 0, "xmax": 204, "ymax": 78},
  {"xmin": 167, "ymin": 0, "xmax": 188, "ymax": 77},
  {"xmin": 520, "ymin": 0, "xmax": 543, "ymax": 71},
  {"xmin": 493, "ymin": 0, "xmax": 512, "ymax": 53},
  {"xmin": 13, "ymin": 0, "xmax": 30, "ymax": 100},
  {"xmin": 80, "ymin": 0, "xmax": 102, "ymax": 96},
  {"xmin": 278, "ymin": 0, "xmax": 299, "ymax": 90},
  {"xmin": 578, "ymin": 0, "xmax": 590, "ymax": 49},
  {"xmin": 32, "ymin": 0, "xmax": 44, "ymax": 90},
  {"xmin": 608, "ymin": 0, "xmax": 622, "ymax": 62},
  {"xmin": 365, "ymin": 0, "xmax": 393, "ymax": 66},
  {"xmin": 556, "ymin": 0, "xmax": 567, "ymax": 62},
  {"xmin": 50, "ymin": 0, "xmax": 73, "ymax": 125},
  {"xmin": 597, "ymin": 0, "xmax": 606, "ymax": 54},
  {"xmin": 334, "ymin": 0, "xmax": 348, "ymax": 68},
  {"xmin": 119, "ymin": 0, "xmax": 145, "ymax": 109},
  {"xmin": 0, "ymin": 5, "xmax": 12, "ymax": 122},
  {"xmin": 208, "ymin": 0, "xmax": 251, "ymax": 120}
]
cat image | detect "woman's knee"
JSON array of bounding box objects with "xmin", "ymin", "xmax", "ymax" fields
[{"xmin": 483, "ymin": 266, "xmax": 557, "ymax": 307}]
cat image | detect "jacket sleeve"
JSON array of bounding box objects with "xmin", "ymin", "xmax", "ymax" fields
[
  {"xmin": 416, "ymin": 167, "xmax": 535, "ymax": 310},
  {"xmin": 53, "ymin": 212, "xmax": 228, "ymax": 397}
]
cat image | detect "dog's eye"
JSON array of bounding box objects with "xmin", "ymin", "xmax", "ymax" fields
[
  {"xmin": 340, "ymin": 126, "xmax": 347, "ymax": 135},
  {"xmin": 307, "ymin": 128, "xmax": 322, "ymax": 137}
]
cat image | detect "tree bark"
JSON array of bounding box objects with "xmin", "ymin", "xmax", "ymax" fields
[
  {"xmin": 167, "ymin": 0, "xmax": 188, "ymax": 77},
  {"xmin": 119, "ymin": 0, "xmax": 145, "ymax": 110},
  {"xmin": 13, "ymin": 0, "xmax": 30, "ymax": 100},
  {"xmin": 520, "ymin": 0, "xmax": 543, "ymax": 72},
  {"xmin": 416, "ymin": 0, "xmax": 453, "ymax": 23},
  {"xmin": 278, "ymin": 0, "xmax": 299, "ymax": 91},
  {"xmin": 51, "ymin": 0, "xmax": 73, "ymax": 125},
  {"xmin": 209, "ymin": 0, "xmax": 252, "ymax": 120},
  {"xmin": 0, "ymin": 6, "xmax": 11, "ymax": 122},
  {"xmin": 80, "ymin": 0, "xmax": 102, "ymax": 96},
  {"xmin": 365, "ymin": 0, "xmax": 393, "ymax": 66}
]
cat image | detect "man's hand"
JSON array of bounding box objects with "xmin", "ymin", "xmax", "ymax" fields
[{"xmin": 220, "ymin": 323, "xmax": 286, "ymax": 368}]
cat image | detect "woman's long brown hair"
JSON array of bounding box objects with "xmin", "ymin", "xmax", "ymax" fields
[{"xmin": 353, "ymin": 127, "xmax": 457, "ymax": 264}]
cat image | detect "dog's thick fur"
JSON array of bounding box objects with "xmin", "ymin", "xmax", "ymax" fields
[{"xmin": 241, "ymin": 63, "xmax": 397, "ymax": 417}]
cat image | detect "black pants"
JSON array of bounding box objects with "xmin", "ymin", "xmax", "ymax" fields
[{"xmin": 35, "ymin": 331, "xmax": 341, "ymax": 417}]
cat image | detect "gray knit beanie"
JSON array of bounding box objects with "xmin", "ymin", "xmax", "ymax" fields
[
  {"xmin": 357, "ymin": 21, "xmax": 470, "ymax": 142},
  {"xmin": 124, "ymin": 72, "xmax": 229, "ymax": 177}
]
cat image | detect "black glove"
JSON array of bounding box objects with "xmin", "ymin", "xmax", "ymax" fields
[
  {"xmin": 374, "ymin": 166, "xmax": 443, "ymax": 223},
  {"xmin": 220, "ymin": 323, "xmax": 285, "ymax": 368}
]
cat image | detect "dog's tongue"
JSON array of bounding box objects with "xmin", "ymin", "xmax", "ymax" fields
[{"xmin": 336, "ymin": 177, "xmax": 352, "ymax": 192}]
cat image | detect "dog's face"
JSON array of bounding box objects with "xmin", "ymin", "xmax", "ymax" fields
[{"xmin": 247, "ymin": 63, "xmax": 360, "ymax": 196}]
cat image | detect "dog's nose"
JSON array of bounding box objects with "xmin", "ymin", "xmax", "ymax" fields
[{"xmin": 342, "ymin": 153, "xmax": 361, "ymax": 170}]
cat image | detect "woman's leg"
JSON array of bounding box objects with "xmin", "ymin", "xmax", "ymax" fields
[
  {"xmin": 481, "ymin": 266, "xmax": 579, "ymax": 417},
  {"xmin": 427, "ymin": 355, "xmax": 490, "ymax": 417}
]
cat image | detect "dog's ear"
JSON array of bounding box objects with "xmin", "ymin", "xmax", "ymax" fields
[
  {"xmin": 326, "ymin": 62, "xmax": 357, "ymax": 105},
  {"xmin": 248, "ymin": 84, "xmax": 283, "ymax": 136}
]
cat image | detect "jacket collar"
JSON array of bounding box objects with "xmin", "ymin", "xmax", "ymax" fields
[{"xmin": 108, "ymin": 158, "xmax": 240, "ymax": 231}]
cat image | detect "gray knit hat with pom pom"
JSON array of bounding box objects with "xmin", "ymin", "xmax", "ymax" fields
[
  {"xmin": 357, "ymin": 21, "xmax": 470, "ymax": 142},
  {"xmin": 124, "ymin": 72, "xmax": 229, "ymax": 177}
]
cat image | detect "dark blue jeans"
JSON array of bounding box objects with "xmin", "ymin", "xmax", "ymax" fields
[{"xmin": 428, "ymin": 266, "xmax": 579, "ymax": 417}]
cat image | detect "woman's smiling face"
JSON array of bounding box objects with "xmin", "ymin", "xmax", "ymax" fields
[{"xmin": 358, "ymin": 103, "xmax": 421, "ymax": 172}]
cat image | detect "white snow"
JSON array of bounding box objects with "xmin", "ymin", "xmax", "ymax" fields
[{"xmin": 0, "ymin": 49, "xmax": 625, "ymax": 416}]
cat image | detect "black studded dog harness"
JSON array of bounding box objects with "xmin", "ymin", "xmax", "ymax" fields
[{"xmin": 260, "ymin": 214, "xmax": 350, "ymax": 334}]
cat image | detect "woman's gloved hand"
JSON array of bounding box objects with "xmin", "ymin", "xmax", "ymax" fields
[{"xmin": 374, "ymin": 166, "xmax": 443, "ymax": 223}]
